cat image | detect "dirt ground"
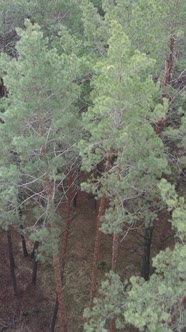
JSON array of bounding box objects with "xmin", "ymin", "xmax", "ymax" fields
[{"xmin": 0, "ymin": 191, "xmax": 174, "ymax": 332}]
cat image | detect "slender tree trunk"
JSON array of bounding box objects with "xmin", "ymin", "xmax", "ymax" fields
[
  {"xmin": 51, "ymin": 299, "xmax": 59, "ymax": 332},
  {"xmin": 51, "ymin": 170, "xmax": 73, "ymax": 331},
  {"xmin": 110, "ymin": 320, "xmax": 116, "ymax": 332},
  {"xmin": 31, "ymin": 241, "xmax": 39, "ymax": 286},
  {"xmin": 7, "ymin": 228, "xmax": 17, "ymax": 295},
  {"xmin": 52, "ymin": 253, "xmax": 68, "ymax": 332},
  {"xmin": 111, "ymin": 233, "xmax": 119, "ymax": 272},
  {"xmin": 141, "ymin": 226, "xmax": 153, "ymax": 281},
  {"xmin": 159, "ymin": 208, "xmax": 170, "ymax": 251},
  {"xmin": 19, "ymin": 224, "xmax": 28, "ymax": 257},
  {"xmin": 110, "ymin": 166, "xmax": 121, "ymax": 332},
  {"xmin": 153, "ymin": 35, "xmax": 176, "ymax": 135},
  {"xmin": 111, "ymin": 233, "xmax": 119, "ymax": 271},
  {"xmin": 72, "ymin": 167, "xmax": 80, "ymax": 208},
  {"xmin": 46, "ymin": 172, "xmax": 68, "ymax": 331},
  {"xmin": 18, "ymin": 204, "xmax": 29, "ymax": 257},
  {"xmin": 110, "ymin": 232, "xmax": 119, "ymax": 332},
  {"xmin": 72, "ymin": 191, "xmax": 78, "ymax": 208},
  {"xmin": 38, "ymin": 117, "xmax": 67, "ymax": 330},
  {"xmin": 89, "ymin": 155, "xmax": 112, "ymax": 310},
  {"xmin": 161, "ymin": 34, "xmax": 175, "ymax": 105},
  {"xmin": 89, "ymin": 194, "xmax": 106, "ymax": 309},
  {"xmin": 162, "ymin": 34, "xmax": 175, "ymax": 88},
  {"xmin": 62, "ymin": 170, "xmax": 73, "ymax": 272}
]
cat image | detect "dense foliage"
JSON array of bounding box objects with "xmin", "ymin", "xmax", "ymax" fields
[{"xmin": 0, "ymin": 1, "xmax": 185, "ymax": 331}]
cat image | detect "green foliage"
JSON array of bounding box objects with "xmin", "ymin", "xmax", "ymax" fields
[
  {"xmin": 80, "ymin": 4, "xmax": 186, "ymax": 329},
  {"xmin": 84, "ymin": 272, "xmax": 126, "ymax": 331},
  {"xmin": 80, "ymin": 19, "xmax": 169, "ymax": 233},
  {"xmin": 0, "ymin": 19, "xmax": 81, "ymax": 254},
  {"xmin": 125, "ymin": 237, "xmax": 186, "ymax": 331},
  {"xmin": 159, "ymin": 179, "xmax": 186, "ymax": 240},
  {"xmin": 103, "ymin": 0, "xmax": 186, "ymax": 73},
  {"xmin": 0, "ymin": 165, "xmax": 20, "ymax": 229},
  {"xmin": 31, "ymin": 0, "xmax": 84, "ymax": 38},
  {"xmin": 85, "ymin": 181, "xmax": 186, "ymax": 331},
  {"xmin": 0, "ymin": 1, "xmax": 185, "ymax": 330},
  {"xmin": 80, "ymin": 0, "xmax": 109, "ymax": 56},
  {"xmin": 0, "ymin": 0, "xmax": 34, "ymax": 56}
]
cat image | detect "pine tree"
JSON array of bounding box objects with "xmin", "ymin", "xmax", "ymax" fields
[
  {"xmin": 0, "ymin": 1, "xmax": 185, "ymax": 330},
  {"xmin": 80, "ymin": 18, "xmax": 169, "ymax": 319},
  {"xmin": 84, "ymin": 180, "xmax": 186, "ymax": 331},
  {"xmin": 0, "ymin": 19, "xmax": 81, "ymax": 329}
]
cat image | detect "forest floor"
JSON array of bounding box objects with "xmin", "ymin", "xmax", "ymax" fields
[{"xmin": 0, "ymin": 191, "xmax": 174, "ymax": 332}]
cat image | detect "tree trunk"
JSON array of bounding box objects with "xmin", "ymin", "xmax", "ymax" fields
[
  {"xmin": 51, "ymin": 171, "xmax": 73, "ymax": 331},
  {"xmin": 110, "ymin": 233, "xmax": 119, "ymax": 332},
  {"xmin": 62, "ymin": 170, "xmax": 73, "ymax": 272},
  {"xmin": 51, "ymin": 298, "xmax": 59, "ymax": 332},
  {"xmin": 89, "ymin": 155, "xmax": 112, "ymax": 310},
  {"xmin": 18, "ymin": 204, "xmax": 29, "ymax": 257},
  {"xmin": 72, "ymin": 167, "xmax": 80, "ymax": 208},
  {"xmin": 38, "ymin": 117, "xmax": 67, "ymax": 330},
  {"xmin": 153, "ymin": 34, "xmax": 176, "ymax": 135},
  {"xmin": 111, "ymin": 233, "xmax": 119, "ymax": 273},
  {"xmin": 141, "ymin": 226, "xmax": 153, "ymax": 281},
  {"xmin": 72, "ymin": 191, "xmax": 78, "ymax": 208},
  {"xmin": 110, "ymin": 320, "xmax": 116, "ymax": 332},
  {"xmin": 89, "ymin": 194, "xmax": 107, "ymax": 309},
  {"xmin": 19, "ymin": 224, "xmax": 28, "ymax": 257},
  {"xmin": 7, "ymin": 228, "xmax": 17, "ymax": 295},
  {"xmin": 162, "ymin": 34, "xmax": 175, "ymax": 88},
  {"xmin": 52, "ymin": 253, "xmax": 68, "ymax": 332},
  {"xmin": 31, "ymin": 241, "xmax": 39, "ymax": 286}
]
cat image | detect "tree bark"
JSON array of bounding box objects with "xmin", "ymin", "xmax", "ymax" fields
[
  {"xmin": 38, "ymin": 117, "xmax": 68, "ymax": 331},
  {"xmin": 50, "ymin": 295, "xmax": 59, "ymax": 332},
  {"xmin": 18, "ymin": 203, "xmax": 29, "ymax": 257},
  {"xmin": 110, "ymin": 232, "xmax": 119, "ymax": 332},
  {"xmin": 111, "ymin": 233, "xmax": 119, "ymax": 273},
  {"xmin": 52, "ymin": 253, "xmax": 68, "ymax": 332},
  {"xmin": 162, "ymin": 34, "xmax": 175, "ymax": 88},
  {"xmin": 31, "ymin": 241, "xmax": 39, "ymax": 286},
  {"xmin": 89, "ymin": 155, "xmax": 112, "ymax": 310},
  {"xmin": 61, "ymin": 170, "xmax": 73, "ymax": 275},
  {"xmin": 7, "ymin": 228, "xmax": 17, "ymax": 295},
  {"xmin": 51, "ymin": 170, "xmax": 73, "ymax": 331},
  {"xmin": 110, "ymin": 320, "xmax": 116, "ymax": 332},
  {"xmin": 141, "ymin": 226, "xmax": 153, "ymax": 281},
  {"xmin": 19, "ymin": 224, "xmax": 28, "ymax": 257},
  {"xmin": 51, "ymin": 299, "xmax": 59, "ymax": 332},
  {"xmin": 72, "ymin": 167, "xmax": 80, "ymax": 208},
  {"xmin": 89, "ymin": 194, "xmax": 106, "ymax": 309},
  {"xmin": 153, "ymin": 34, "xmax": 176, "ymax": 135}
]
